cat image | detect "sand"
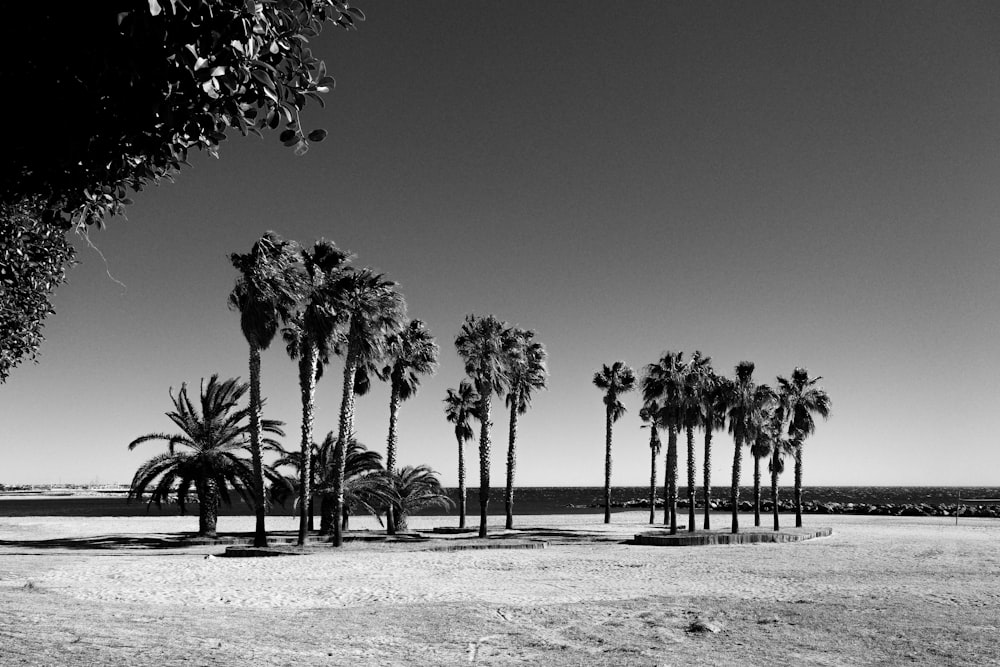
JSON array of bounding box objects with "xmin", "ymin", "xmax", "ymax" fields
[{"xmin": 1, "ymin": 512, "xmax": 998, "ymax": 665}]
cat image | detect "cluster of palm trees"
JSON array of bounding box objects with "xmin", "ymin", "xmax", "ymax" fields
[
  {"xmin": 226, "ymin": 232, "xmax": 440, "ymax": 546},
  {"xmin": 595, "ymin": 353, "xmax": 831, "ymax": 534},
  {"xmin": 448, "ymin": 315, "xmax": 549, "ymax": 537}
]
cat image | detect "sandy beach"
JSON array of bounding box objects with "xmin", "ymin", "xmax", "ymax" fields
[{"xmin": 1, "ymin": 511, "xmax": 997, "ymax": 665}]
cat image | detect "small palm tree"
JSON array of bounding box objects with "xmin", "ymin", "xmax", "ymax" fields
[
  {"xmin": 127, "ymin": 375, "xmax": 285, "ymax": 537},
  {"xmin": 639, "ymin": 400, "xmax": 664, "ymax": 525},
  {"xmin": 455, "ymin": 313, "xmax": 516, "ymax": 538},
  {"xmin": 283, "ymin": 239, "xmax": 351, "ymax": 545},
  {"xmin": 777, "ymin": 367, "xmax": 832, "ymax": 527},
  {"xmin": 229, "ymin": 231, "xmax": 301, "ymax": 546},
  {"xmin": 593, "ymin": 361, "xmax": 637, "ymax": 524},
  {"xmin": 503, "ymin": 328, "xmax": 548, "ymax": 529},
  {"xmin": 309, "ymin": 433, "xmax": 388, "ymax": 531},
  {"xmin": 642, "ymin": 352, "xmax": 684, "ymax": 533},
  {"xmin": 387, "ymin": 465, "xmax": 455, "ymax": 532},
  {"xmin": 444, "ymin": 380, "xmax": 479, "ymax": 529},
  {"xmin": 380, "ymin": 318, "xmax": 439, "ymax": 534},
  {"xmin": 327, "ymin": 268, "xmax": 405, "ymax": 546}
]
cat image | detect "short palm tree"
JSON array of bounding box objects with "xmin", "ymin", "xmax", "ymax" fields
[
  {"xmin": 387, "ymin": 465, "xmax": 455, "ymax": 532},
  {"xmin": 455, "ymin": 313, "xmax": 515, "ymax": 538},
  {"xmin": 327, "ymin": 268, "xmax": 405, "ymax": 546},
  {"xmin": 639, "ymin": 399, "xmax": 664, "ymax": 525},
  {"xmin": 309, "ymin": 432, "xmax": 388, "ymax": 531},
  {"xmin": 127, "ymin": 375, "xmax": 285, "ymax": 537},
  {"xmin": 777, "ymin": 367, "xmax": 832, "ymax": 527},
  {"xmin": 229, "ymin": 231, "xmax": 301, "ymax": 547},
  {"xmin": 380, "ymin": 318, "xmax": 439, "ymax": 534},
  {"xmin": 593, "ymin": 361, "xmax": 637, "ymax": 524},
  {"xmin": 642, "ymin": 351, "xmax": 684, "ymax": 533},
  {"xmin": 725, "ymin": 361, "xmax": 775, "ymax": 534},
  {"xmin": 444, "ymin": 380, "xmax": 479, "ymax": 529},
  {"xmin": 283, "ymin": 239, "xmax": 351, "ymax": 545},
  {"xmin": 503, "ymin": 328, "xmax": 548, "ymax": 529}
]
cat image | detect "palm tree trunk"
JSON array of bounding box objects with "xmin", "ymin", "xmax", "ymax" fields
[
  {"xmin": 457, "ymin": 433, "xmax": 467, "ymax": 529},
  {"xmin": 331, "ymin": 356, "xmax": 358, "ymax": 547},
  {"xmin": 662, "ymin": 441, "xmax": 670, "ymax": 526},
  {"xmin": 686, "ymin": 425, "xmax": 696, "ymax": 532},
  {"xmin": 702, "ymin": 428, "xmax": 712, "ymax": 530},
  {"xmin": 604, "ymin": 405, "xmax": 613, "ymax": 524},
  {"xmin": 248, "ymin": 345, "xmax": 268, "ymax": 547},
  {"xmin": 385, "ymin": 379, "xmax": 401, "ymax": 535},
  {"xmin": 505, "ymin": 396, "xmax": 519, "ymax": 530},
  {"xmin": 648, "ymin": 430, "xmax": 658, "ymax": 525},
  {"xmin": 297, "ymin": 343, "xmax": 317, "ymax": 546},
  {"xmin": 196, "ymin": 477, "xmax": 220, "ymax": 537},
  {"xmin": 477, "ymin": 393, "xmax": 492, "ymax": 538},
  {"xmin": 753, "ymin": 454, "xmax": 762, "ymax": 527},
  {"xmin": 794, "ymin": 442, "xmax": 803, "ymax": 528},
  {"xmin": 771, "ymin": 448, "xmax": 780, "ymax": 531},
  {"xmin": 667, "ymin": 426, "xmax": 678, "ymax": 534},
  {"xmin": 730, "ymin": 434, "xmax": 743, "ymax": 534}
]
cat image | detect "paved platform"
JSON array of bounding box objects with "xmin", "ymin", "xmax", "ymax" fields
[{"xmin": 634, "ymin": 526, "xmax": 832, "ymax": 546}]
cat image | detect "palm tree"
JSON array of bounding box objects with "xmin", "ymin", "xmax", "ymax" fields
[
  {"xmin": 503, "ymin": 328, "xmax": 548, "ymax": 529},
  {"xmin": 725, "ymin": 361, "xmax": 776, "ymax": 534},
  {"xmin": 380, "ymin": 318, "xmax": 439, "ymax": 534},
  {"xmin": 444, "ymin": 380, "xmax": 479, "ymax": 529},
  {"xmin": 763, "ymin": 407, "xmax": 794, "ymax": 531},
  {"xmin": 387, "ymin": 465, "xmax": 455, "ymax": 532},
  {"xmin": 750, "ymin": 408, "xmax": 774, "ymax": 528},
  {"xmin": 593, "ymin": 361, "xmax": 637, "ymax": 524},
  {"xmin": 454, "ymin": 313, "xmax": 515, "ymax": 538},
  {"xmin": 327, "ymin": 268, "xmax": 405, "ymax": 546},
  {"xmin": 127, "ymin": 375, "xmax": 285, "ymax": 537},
  {"xmin": 639, "ymin": 400, "xmax": 664, "ymax": 525},
  {"xmin": 697, "ymin": 362, "xmax": 729, "ymax": 530},
  {"xmin": 642, "ymin": 351, "xmax": 684, "ymax": 533},
  {"xmin": 229, "ymin": 231, "xmax": 301, "ymax": 547},
  {"xmin": 777, "ymin": 367, "xmax": 832, "ymax": 527},
  {"xmin": 283, "ymin": 239, "xmax": 351, "ymax": 545},
  {"xmin": 306, "ymin": 432, "xmax": 389, "ymax": 531},
  {"xmin": 678, "ymin": 352, "xmax": 709, "ymax": 532}
]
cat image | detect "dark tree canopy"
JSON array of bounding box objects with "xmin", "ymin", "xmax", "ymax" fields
[
  {"xmin": 2, "ymin": 1, "xmax": 364, "ymax": 228},
  {"xmin": 0, "ymin": 201, "xmax": 77, "ymax": 383},
  {"xmin": 0, "ymin": 1, "xmax": 362, "ymax": 381}
]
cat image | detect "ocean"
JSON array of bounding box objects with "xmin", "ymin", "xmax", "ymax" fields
[{"xmin": 0, "ymin": 486, "xmax": 996, "ymax": 517}]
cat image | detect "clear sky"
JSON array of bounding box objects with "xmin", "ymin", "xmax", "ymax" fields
[{"xmin": 3, "ymin": 1, "xmax": 999, "ymax": 487}]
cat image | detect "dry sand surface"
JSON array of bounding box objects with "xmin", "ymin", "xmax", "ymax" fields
[{"xmin": 0, "ymin": 511, "xmax": 998, "ymax": 665}]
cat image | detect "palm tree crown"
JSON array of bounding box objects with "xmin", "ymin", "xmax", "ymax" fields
[
  {"xmin": 380, "ymin": 318, "xmax": 440, "ymax": 403},
  {"xmin": 228, "ymin": 231, "xmax": 302, "ymax": 351},
  {"xmin": 593, "ymin": 361, "xmax": 637, "ymax": 422}
]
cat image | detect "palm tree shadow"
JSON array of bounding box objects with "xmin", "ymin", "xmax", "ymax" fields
[
  {"xmin": 0, "ymin": 534, "xmax": 211, "ymax": 550},
  {"xmin": 481, "ymin": 527, "xmax": 624, "ymax": 546}
]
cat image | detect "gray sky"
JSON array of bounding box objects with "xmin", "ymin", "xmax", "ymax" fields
[{"xmin": 3, "ymin": 1, "xmax": 999, "ymax": 486}]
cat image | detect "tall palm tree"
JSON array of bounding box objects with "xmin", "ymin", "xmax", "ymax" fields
[
  {"xmin": 725, "ymin": 361, "xmax": 776, "ymax": 534},
  {"xmin": 444, "ymin": 380, "xmax": 479, "ymax": 529},
  {"xmin": 503, "ymin": 328, "xmax": 548, "ymax": 529},
  {"xmin": 455, "ymin": 313, "xmax": 515, "ymax": 538},
  {"xmin": 777, "ymin": 367, "xmax": 832, "ymax": 527},
  {"xmin": 380, "ymin": 318, "xmax": 439, "ymax": 534},
  {"xmin": 283, "ymin": 239, "xmax": 351, "ymax": 545},
  {"xmin": 678, "ymin": 352, "xmax": 709, "ymax": 532},
  {"xmin": 697, "ymin": 362, "xmax": 729, "ymax": 530},
  {"xmin": 327, "ymin": 268, "xmax": 405, "ymax": 546},
  {"xmin": 229, "ymin": 231, "xmax": 301, "ymax": 547},
  {"xmin": 639, "ymin": 399, "xmax": 664, "ymax": 525},
  {"xmin": 127, "ymin": 375, "xmax": 285, "ymax": 537},
  {"xmin": 387, "ymin": 465, "xmax": 455, "ymax": 532},
  {"xmin": 593, "ymin": 361, "xmax": 637, "ymax": 524},
  {"xmin": 642, "ymin": 351, "xmax": 684, "ymax": 533}
]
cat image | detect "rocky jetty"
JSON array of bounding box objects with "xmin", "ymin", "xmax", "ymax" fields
[{"xmin": 586, "ymin": 497, "xmax": 1000, "ymax": 518}]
